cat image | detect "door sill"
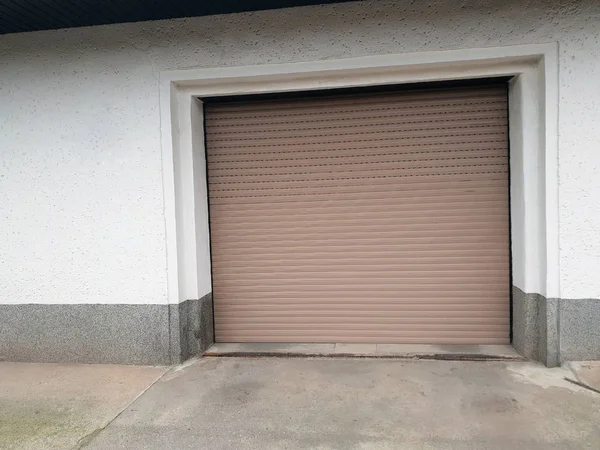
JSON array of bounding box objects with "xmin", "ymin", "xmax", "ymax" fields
[{"xmin": 204, "ymin": 343, "xmax": 524, "ymax": 361}]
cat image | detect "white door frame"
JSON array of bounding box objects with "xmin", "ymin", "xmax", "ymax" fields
[{"xmin": 158, "ymin": 43, "xmax": 559, "ymax": 314}]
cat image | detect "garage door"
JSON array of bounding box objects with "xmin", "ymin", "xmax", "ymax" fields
[{"xmin": 204, "ymin": 83, "xmax": 510, "ymax": 344}]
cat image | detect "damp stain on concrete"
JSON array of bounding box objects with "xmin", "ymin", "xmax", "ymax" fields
[
  {"xmin": 0, "ymin": 401, "xmax": 91, "ymax": 450},
  {"xmin": 0, "ymin": 362, "xmax": 168, "ymax": 450}
]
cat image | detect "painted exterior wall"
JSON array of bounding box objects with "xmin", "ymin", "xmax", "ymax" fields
[{"xmin": 1, "ymin": 0, "xmax": 600, "ymax": 307}]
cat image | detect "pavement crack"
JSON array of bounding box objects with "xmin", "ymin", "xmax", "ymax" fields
[
  {"xmin": 71, "ymin": 367, "xmax": 172, "ymax": 449},
  {"xmin": 563, "ymin": 377, "xmax": 600, "ymax": 395}
]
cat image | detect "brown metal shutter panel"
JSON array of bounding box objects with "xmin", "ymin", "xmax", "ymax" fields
[{"xmin": 205, "ymin": 85, "xmax": 510, "ymax": 344}]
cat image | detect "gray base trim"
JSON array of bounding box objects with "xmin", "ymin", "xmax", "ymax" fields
[
  {"xmin": 538, "ymin": 296, "xmax": 559, "ymax": 367},
  {"xmin": 512, "ymin": 287, "xmax": 600, "ymax": 366},
  {"xmin": 511, "ymin": 287, "xmax": 541, "ymax": 361},
  {"xmin": 175, "ymin": 293, "xmax": 214, "ymax": 362},
  {"xmin": 560, "ymin": 298, "xmax": 600, "ymax": 361},
  {"xmin": 0, "ymin": 304, "xmax": 171, "ymax": 365},
  {"xmin": 0, "ymin": 295, "xmax": 214, "ymax": 365}
]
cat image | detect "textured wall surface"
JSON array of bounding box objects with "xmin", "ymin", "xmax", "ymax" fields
[{"xmin": 1, "ymin": 0, "xmax": 600, "ymax": 305}]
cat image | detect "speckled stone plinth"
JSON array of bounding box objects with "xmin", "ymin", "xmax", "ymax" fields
[{"xmin": 0, "ymin": 294, "xmax": 214, "ymax": 365}]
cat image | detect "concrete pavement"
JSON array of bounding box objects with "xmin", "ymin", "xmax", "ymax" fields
[
  {"xmin": 0, "ymin": 362, "xmax": 168, "ymax": 450},
  {"xmin": 568, "ymin": 361, "xmax": 600, "ymax": 393},
  {"xmin": 1, "ymin": 358, "xmax": 599, "ymax": 449}
]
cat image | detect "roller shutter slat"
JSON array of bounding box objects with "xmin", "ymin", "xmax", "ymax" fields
[
  {"xmin": 205, "ymin": 87, "xmax": 506, "ymax": 114},
  {"xmin": 206, "ymin": 84, "xmax": 509, "ymax": 344}
]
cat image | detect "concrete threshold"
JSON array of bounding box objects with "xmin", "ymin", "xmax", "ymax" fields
[{"xmin": 205, "ymin": 343, "xmax": 524, "ymax": 361}]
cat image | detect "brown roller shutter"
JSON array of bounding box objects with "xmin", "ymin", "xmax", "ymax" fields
[{"xmin": 204, "ymin": 84, "xmax": 510, "ymax": 344}]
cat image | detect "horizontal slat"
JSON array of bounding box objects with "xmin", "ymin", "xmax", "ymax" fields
[
  {"xmin": 210, "ymin": 218, "xmax": 509, "ymax": 231},
  {"xmin": 208, "ymin": 140, "xmax": 508, "ymax": 157},
  {"xmin": 211, "ymin": 198, "xmax": 507, "ymax": 217},
  {"xmin": 210, "ymin": 182, "xmax": 508, "ymax": 205},
  {"xmin": 212, "ymin": 258, "xmax": 509, "ymax": 270},
  {"xmin": 214, "ymin": 282, "xmax": 509, "ymax": 290},
  {"xmin": 210, "ymin": 168, "xmax": 508, "ymax": 186},
  {"xmin": 211, "ymin": 195, "xmax": 506, "ymax": 211},
  {"xmin": 210, "ymin": 163, "xmax": 509, "ymax": 181},
  {"xmin": 204, "ymin": 86, "xmax": 506, "ymax": 114},
  {"xmin": 209, "ymin": 156, "xmax": 507, "ymax": 174},
  {"xmin": 204, "ymin": 95, "xmax": 507, "ymax": 118},
  {"xmin": 215, "ymin": 300, "xmax": 509, "ymax": 307},
  {"xmin": 212, "ymin": 268, "xmax": 509, "ymax": 277},
  {"xmin": 207, "ymin": 108, "xmax": 507, "ymax": 126},
  {"xmin": 209, "ymin": 174, "xmax": 507, "ymax": 191},
  {"xmin": 216, "ymin": 338, "xmax": 511, "ymax": 344},
  {"xmin": 213, "ymin": 248, "xmax": 508, "ymax": 260},
  {"xmin": 210, "ymin": 218, "xmax": 509, "ymax": 232},
  {"xmin": 210, "ymin": 163, "xmax": 508, "ymax": 178},
  {"xmin": 205, "ymin": 107, "xmax": 507, "ymax": 129},
  {"xmin": 210, "ymin": 248, "xmax": 509, "ymax": 260},
  {"xmin": 210, "ymin": 175, "xmax": 508, "ymax": 191},
  {"xmin": 211, "ymin": 238, "xmax": 509, "ymax": 252},
  {"xmin": 217, "ymin": 340, "xmax": 511, "ymax": 344},
  {"xmin": 216, "ymin": 311, "xmax": 509, "ymax": 317},
  {"xmin": 211, "ymin": 243, "xmax": 508, "ymax": 256},
  {"xmin": 215, "ymin": 325, "xmax": 508, "ymax": 332},
  {"xmin": 207, "ymin": 130, "xmax": 507, "ymax": 147},
  {"xmin": 210, "ymin": 189, "xmax": 506, "ymax": 205},
  {"xmin": 215, "ymin": 306, "xmax": 510, "ymax": 313},
  {"xmin": 211, "ymin": 231, "xmax": 509, "ymax": 246},
  {"xmin": 212, "ymin": 266, "xmax": 510, "ymax": 275},
  {"xmin": 214, "ymin": 331, "xmax": 508, "ymax": 338},
  {"xmin": 210, "ymin": 224, "xmax": 509, "ymax": 235},
  {"xmin": 213, "ymin": 285, "xmax": 510, "ymax": 293},
  {"xmin": 205, "ymin": 100, "xmax": 507, "ymax": 120},
  {"xmin": 207, "ymin": 118, "xmax": 507, "ymax": 139},
  {"xmin": 216, "ymin": 305, "xmax": 510, "ymax": 311},
  {"xmin": 213, "ymin": 272, "xmax": 508, "ymax": 280},
  {"xmin": 207, "ymin": 134, "xmax": 507, "ymax": 152},
  {"xmin": 209, "ymin": 163, "xmax": 508, "ymax": 181},
  {"xmin": 216, "ymin": 318, "xmax": 510, "ymax": 325},
  {"xmin": 214, "ymin": 279, "xmax": 510, "ymax": 287}
]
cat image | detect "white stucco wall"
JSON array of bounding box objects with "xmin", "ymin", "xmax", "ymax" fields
[{"xmin": 1, "ymin": 0, "xmax": 599, "ymax": 305}]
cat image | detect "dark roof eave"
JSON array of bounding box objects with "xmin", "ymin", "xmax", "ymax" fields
[{"xmin": 0, "ymin": 0, "xmax": 352, "ymax": 35}]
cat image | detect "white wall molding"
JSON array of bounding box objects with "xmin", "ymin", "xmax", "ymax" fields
[{"xmin": 159, "ymin": 43, "xmax": 560, "ymax": 304}]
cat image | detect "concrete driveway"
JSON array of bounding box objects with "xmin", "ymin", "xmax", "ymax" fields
[
  {"xmin": 1, "ymin": 358, "xmax": 599, "ymax": 450},
  {"xmin": 0, "ymin": 362, "xmax": 168, "ymax": 450}
]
